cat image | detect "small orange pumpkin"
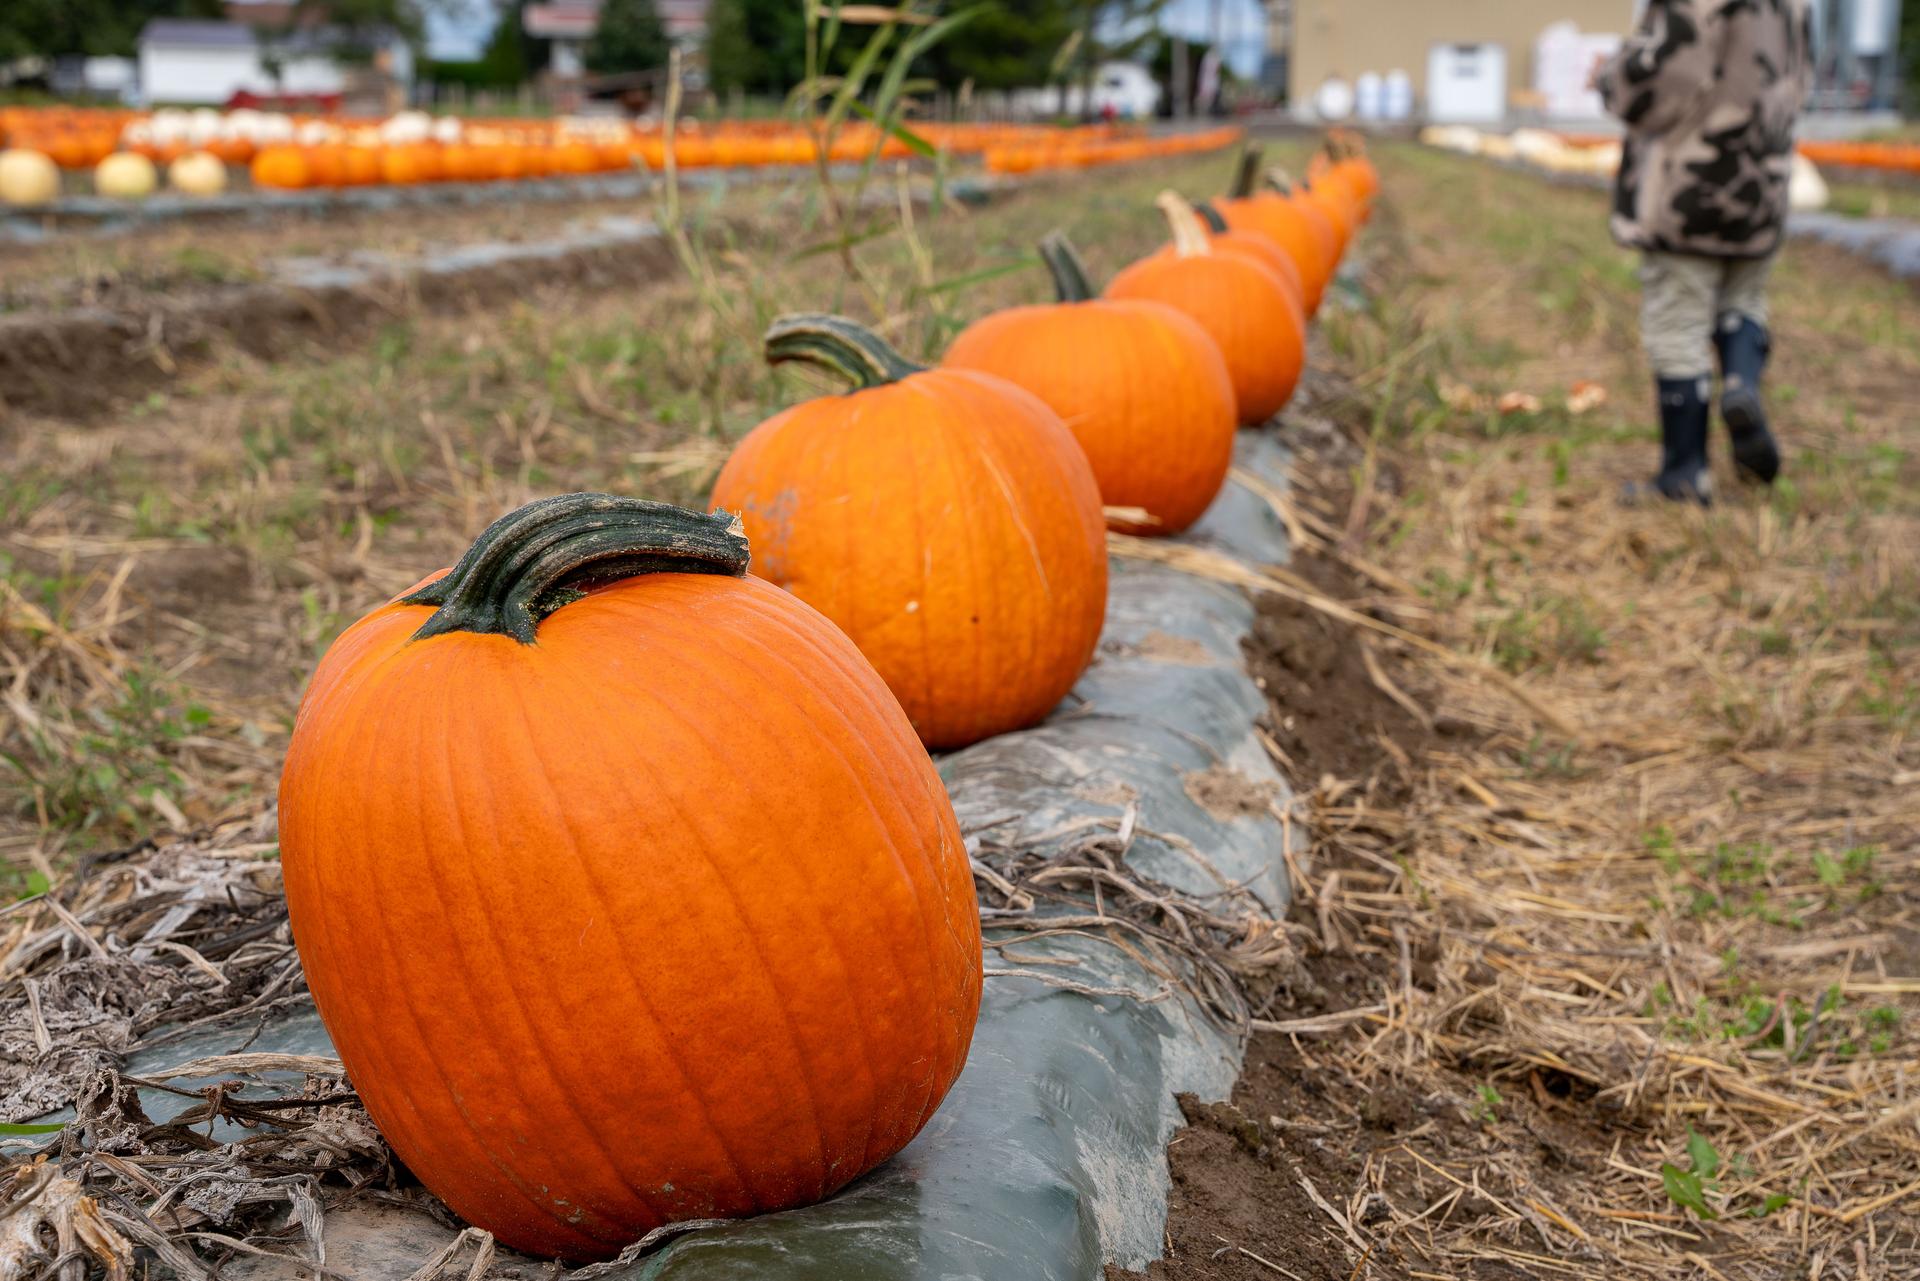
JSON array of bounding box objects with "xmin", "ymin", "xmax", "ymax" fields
[
  {"xmin": 1310, "ymin": 134, "xmax": 1377, "ymax": 220},
  {"xmin": 944, "ymin": 233, "xmax": 1236, "ymax": 537},
  {"xmin": 711, "ymin": 315, "xmax": 1108, "ymax": 750},
  {"xmin": 1106, "ymin": 192, "xmax": 1307, "ymax": 426},
  {"xmin": 249, "ymin": 145, "xmax": 311, "ymax": 190},
  {"xmin": 1290, "ymin": 160, "xmax": 1357, "ymax": 255},
  {"xmin": 1212, "ymin": 148, "xmax": 1336, "ymax": 316},
  {"xmin": 1192, "ymin": 200, "xmax": 1305, "ymax": 305},
  {"xmin": 1269, "ymin": 169, "xmax": 1345, "ymax": 277},
  {"xmin": 281, "ymin": 494, "xmax": 982, "ymax": 1260}
]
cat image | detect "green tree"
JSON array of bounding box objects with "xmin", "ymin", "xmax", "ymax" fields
[
  {"xmin": 0, "ymin": 0, "xmax": 222, "ymax": 60},
  {"xmin": 1902, "ymin": 0, "xmax": 1920, "ymax": 116},
  {"xmin": 705, "ymin": 0, "xmax": 806, "ymax": 95},
  {"xmin": 296, "ymin": 0, "xmax": 428, "ymax": 47},
  {"xmin": 478, "ymin": 0, "xmax": 536, "ymax": 83},
  {"xmin": 921, "ymin": 0, "xmax": 1077, "ymax": 91},
  {"xmin": 586, "ymin": 0, "xmax": 670, "ymax": 73},
  {"xmin": 704, "ymin": 0, "xmax": 761, "ymax": 95}
]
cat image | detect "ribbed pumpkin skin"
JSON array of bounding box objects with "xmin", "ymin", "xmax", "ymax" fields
[
  {"xmin": 710, "ymin": 369, "xmax": 1108, "ymax": 750},
  {"xmin": 1106, "ymin": 253, "xmax": 1306, "ymax": 426},
  {"xmin": 1310, "ymin": 153, "xmax": 1376, "ymax": 221},
  {"xmin": 1207, "ymin": 226, "xmax": 1305, "ymax": 306},
  {"xmin": 1216, "ymin": 193, "xmax": 1334, "ymax": 315},
  {"xmin": 943, "ymin": 299, "xmax": 1235, "ymax": 536},
  {"xmin": 1303, "ymin": 181, "xmax": 1356, "ymax": 256},
  {"xmin": 280, "ymin": 572, "xmax": 983, "ymax": 1260}
]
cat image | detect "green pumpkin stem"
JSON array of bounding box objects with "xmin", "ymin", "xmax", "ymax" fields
[
  {"xmin": 403, "ymin": 493, "xmax": 749, "ymax": 645},
  {"xmin": 1230, "ymin": 144, "xmax": 1264, "ymax": 198},
  {"xmin": 1038, "ymin": 231, "xmax": 1099, "ymax": 303},
  {"xmin": 764, "ymin": 313, "xmax": 924, "ymax": 390},
  {"xmin": 1192, "ymin": 201, "xmax": 1229, "ymax": 235}
]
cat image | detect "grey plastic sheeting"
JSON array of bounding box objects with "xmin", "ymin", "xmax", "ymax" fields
[
  {"xmin": 0, "ymin": 168, "xmax": 1004, "ymax": 244},
  {"xmin": 267, "ymin": 214, "xmax": 662, "ymax": 291},
  {"xmin": 143, "ymin": 431, "xmax": 1298, "ymax": 1281},
  {"xmin": 635, "ymin": 431, "xmax": 1297, "ymax": 1281},
  {"xmin": 1789, "ymin": 210, "xmax": 1920, "ymax": 280},
  {"xmin": 1487, "ymin": 156, "xmax": 1920, "ymax": 282}
]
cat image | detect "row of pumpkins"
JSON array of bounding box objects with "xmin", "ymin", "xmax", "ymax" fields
[
  {"xmin": 0, "ymin": 148, "xmax": 232, "ymax": 203},
  {"xmin": 276, "ymin": 137, "xmax": 1377, "ymax": 1263},
  {"xmin": 1418, "ymin": 124, "xmax": 1622, "ymax": 177},
  {"xmin": 1797, "ymin": 139, "xmax": 1920, "ymax": 175},
  {"xmin": 0, "ymin": 104, "xmax": 1213, "ymax": 205},
  {"xmin": 1425, "ymin": 122, "xmax": 1910, "ymax": 179},
  {"xmin": 0, "ymin": 105, "xmax": 1176, "ymax": 168},
  {"xmin": 982, "ymin": 125, "xmax": 1246, "ymax": 174},
  {"xmin": 1421, "ymin": 124, "xmax": 1832, "ymax": 213}
]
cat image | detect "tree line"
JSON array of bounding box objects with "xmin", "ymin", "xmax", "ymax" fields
[{"xmin": 3, "ymin": 0, "xmax": 1234, "ymax": 112}]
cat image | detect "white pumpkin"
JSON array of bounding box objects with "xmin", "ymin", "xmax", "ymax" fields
[
  {"xmin": 94, "ymin": 151, "xmax": 158, "ymax": 199},
  {"xmin": 1789, "ymin": 153, "xmax": 1829, "ymax": 213},
  {"xmin": 168, "ymin": 151, "xmax": 228, "ymax": 197},
  {"xmin": 150, "ymin": 109, "xmax": 189, "ymax": 147},
  {"xmin": 0, "ymin": 149, "xmax": 61, "ymax": 207}
]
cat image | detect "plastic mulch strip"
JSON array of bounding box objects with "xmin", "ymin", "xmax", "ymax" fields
[{"xmin": 10, "ymin": 431, "xmax": 1299, "ymax": 1281}]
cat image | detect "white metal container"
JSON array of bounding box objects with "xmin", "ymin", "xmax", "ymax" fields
[{"xmin": 1426, "ymin": 42, "xmax": 1507, "ymax": 124}]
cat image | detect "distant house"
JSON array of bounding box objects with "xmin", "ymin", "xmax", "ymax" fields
[
  {"xmin": 49, "ymin": 55, "xmax": 139, "ymax": 103},
  {"xmin": 136, "ymin": 16, "xmax": 413, "ymax": 107},
  {"xmin": 524, "ymin": 0, "xmax": 708, "ymax": 79},
  {"xmin": 523, "ymin": 3, "xmax": 597, "ymax": 78}
]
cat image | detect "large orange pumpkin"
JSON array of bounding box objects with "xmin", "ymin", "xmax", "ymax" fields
[
  {"xmin": 1212, "ymin": 148, "xmax": 1336, "ymax": 316},
  {"xmin": 943, "ymin": 233, "xmax": 1236, "ymax": 537},
  {"xmin": 1106, "ymin": 192, "xmax": 1307, "ymax": 426},
  {"xmin": 280, "ymin": 494, "xmax": 982, "ymax": 1261},
  {"xmin": 711, "ymin": 315, "xmax": 1108, "ymax": 750}
]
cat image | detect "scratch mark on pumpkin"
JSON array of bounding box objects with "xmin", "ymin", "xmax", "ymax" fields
[{"xmin": 973, "ymin": 446, "xmax": 1051, "ymax": 601}]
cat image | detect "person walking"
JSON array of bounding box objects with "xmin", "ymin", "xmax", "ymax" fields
[{"xmin": 1595, "ymin": 0, "xmax": 1813, "ymax": 504}]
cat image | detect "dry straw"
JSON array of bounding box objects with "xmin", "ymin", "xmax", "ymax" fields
[{"xmin": 1158, "ymin": 268, "xmax": 1917, "ymax": 1275}]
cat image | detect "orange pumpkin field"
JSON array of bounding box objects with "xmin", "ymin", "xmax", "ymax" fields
[
  {"xmin": 269, "ymin": 136, "xmax": 1378, "ymax": 1256},
  {"xmin": 0, "ymin": 104, "xmax": 1245, "ymax": 198}
]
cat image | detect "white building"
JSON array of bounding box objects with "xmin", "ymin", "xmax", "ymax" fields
[
  {"xmin": 1011, "ymin": 62, "xmax": 1162, "ymax": 120},
  {"xmin": 136, "ymin": 18, "xmax": 413, "ymax": 107}
]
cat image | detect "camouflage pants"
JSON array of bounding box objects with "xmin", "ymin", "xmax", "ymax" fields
[{"xmin": 1639, "ymin": 252, "xmax": 1776, "ymax": 381}]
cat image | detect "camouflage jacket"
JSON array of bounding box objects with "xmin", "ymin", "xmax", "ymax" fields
[{"xmin": 1597, "ymin": 0, "xmax": 1813, "ymax": 259}]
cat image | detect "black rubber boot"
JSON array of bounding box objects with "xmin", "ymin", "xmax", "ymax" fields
[
  {"xmin": 1621, "ymin": 377, "xmax": 1713, "ymax": 507},
  {"xmin": 1714, "ymin": 314, "xmax": 1781, "ymax": 485}
]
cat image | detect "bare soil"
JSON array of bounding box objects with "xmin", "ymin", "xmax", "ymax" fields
[
  {"xmin": 1123, "ymin": 144, "xmax": 1919, "ymax": 1281},
  {"xmin": 0, "ymin": 232, "xmax": 680, "ymax": 418}
]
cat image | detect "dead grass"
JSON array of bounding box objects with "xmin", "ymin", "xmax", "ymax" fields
[
  {"xmin": 0, "ymin": 147, "xmax": 1273, "ymax": 868},
  {"xmin": 1239, "ymin": 146, "xmax": 1918, "ymax": 1279}
]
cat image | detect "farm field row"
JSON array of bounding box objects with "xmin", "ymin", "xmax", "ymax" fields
[
  {"xmin": 0, "ymin": 144, "xmax": 1307, "ymax": 865},
  {"xmin": 0, "ymin": 104, "xmax": 1243, "ymax": 206},
  {"xmin": 0, "ymin": 137, "xmax": 1913, "ymax": 1280},
  {"xmin": 1134, "ymin": 143, "xmax": 1919, "ymax": 1281},
  {"xmin": 1, "ymin": 122, "xmax": 1370, "ymax": 1273}
]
